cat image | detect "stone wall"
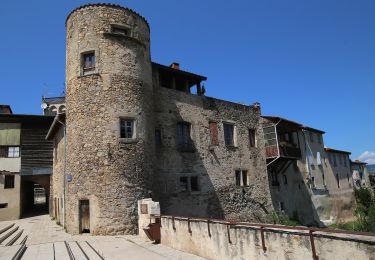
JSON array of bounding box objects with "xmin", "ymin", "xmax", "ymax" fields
[
  {"xmin": 160, "ymin": 216, "xmax": 375, "ymax": 260},
  {"xmin": 51, "ymin": 126, "xmax": 65, "ymax": 225},
  {"xmin": 152, "ymin": 86, "xmax": 273, "ymax": 222},
  {"xmin": 65, "ymin": 4, "xmax": 153, "ymax": 235}
]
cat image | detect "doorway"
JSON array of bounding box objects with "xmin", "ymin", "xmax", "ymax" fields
[{"xmin": 79, "ymin": 200, "xmax": 90, "ymax": 233}]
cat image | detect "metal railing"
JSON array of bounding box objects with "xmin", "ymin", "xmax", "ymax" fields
[{"xmin": 152, "ymin": 214, "xmax": 375, "ymax": 260}]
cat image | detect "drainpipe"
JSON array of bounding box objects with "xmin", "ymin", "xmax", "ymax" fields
[
  {"xmin": 56, "ymin": 117, "xmax": 66, "ymax": 229},
  {"xmin": 302, "ymin": 130, "xmax": 313, "ymax": 190}
]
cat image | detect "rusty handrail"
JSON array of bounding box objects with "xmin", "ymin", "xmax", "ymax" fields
[{"xmin": 152, "ymin": 214, "xmax": 375, "ymax": 237}]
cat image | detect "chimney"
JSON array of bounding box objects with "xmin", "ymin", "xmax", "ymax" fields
[
  {"xmin": 0, "ymin": 105, "xmax": 12, "ymax": 114},
  {"xmin": 170, "ymin": 62, "xmax": 180, "ymax": 70}
]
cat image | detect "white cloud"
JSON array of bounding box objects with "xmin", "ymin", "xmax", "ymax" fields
[{"xmin": 358, "ymin": 151, "xmax": 375, "ymax": 164}]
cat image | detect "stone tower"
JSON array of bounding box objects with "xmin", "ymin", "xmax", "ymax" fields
[{"xmin": 65, "ymin": 4, "xmax": 153, "ymax": 235}]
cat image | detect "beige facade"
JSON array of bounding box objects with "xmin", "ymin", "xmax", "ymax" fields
[
  {"xmin": 0, "ymin": 122, "xmax": 21, "ymax": 220},
  {"xmin": 263, "ymin": 117, "xmax": 356, "ymax": 226},
  {"xmin": 351, "ymin": 160, "xmax": 370, "ymax": 189}
]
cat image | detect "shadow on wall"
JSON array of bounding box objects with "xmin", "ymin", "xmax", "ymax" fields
[
  {"xmin": 268, "ymin": 165, "xmax": 323, "ymax": 226},
  {"xmin": 21, "ymin": 175, "xmax": 50, "ymax": 218},
  {"xmin": 152, "ymin": 88, "xmax": 272, "ymax": 222},
  {"xmin": 267, "ymin": 162, "xmax": 355, "ymax": 227}
]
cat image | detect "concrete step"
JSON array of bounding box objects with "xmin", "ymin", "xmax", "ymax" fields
[
  {"xmin": 0, "ymin": 244, "xmax": 25, "ymax": 260},
  {"xmin": 53, "ymin": 241, "xmax": 71, "ymax": 260},
  {"xmin": 67, "ymin": 241, "xmax": 88, "ymax": 260},
  {"xmin": 77, "ymin": 241, "xmax": 105, "ymax": 260},
  {"xmin": 4, "ymin": 229, "xmax": 24, "ymax": 246},
  {"xmin": 22, "ymin": 243, "xmax": 53, "ymax": 260},
  {"xmin": 0, "ymin": 226, "xmax": 19, "ymax": 245},
  {"xmin": 0, "ymin": 224, "xmax": 15, "ymax": 236}
]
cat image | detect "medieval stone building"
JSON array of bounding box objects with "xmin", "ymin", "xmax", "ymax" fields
[{"xmin": 46, "ymin": 4, "xmax": 273, "ymax": 235}]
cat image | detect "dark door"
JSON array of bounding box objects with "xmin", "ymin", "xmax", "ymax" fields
[{"xmin": 79, "ymin": 200, "xmax": 90, "ymax": 233}]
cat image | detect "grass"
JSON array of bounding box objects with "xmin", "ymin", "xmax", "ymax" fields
[{"xmin": 329, "ymin": 221, "xmax": 363, "ymax": 231}]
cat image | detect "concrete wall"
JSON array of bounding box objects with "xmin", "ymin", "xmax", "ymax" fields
[
  {"xmin": 0, "ymin": 158, "xmax": 21, "ymax": 173},
  {"xmin": 0, "ymin": 174, "xmax": 21, "ymax": 220},
  {"xmin": 160, "ymin": 216, "xmax": 375, "ymax": 260}
]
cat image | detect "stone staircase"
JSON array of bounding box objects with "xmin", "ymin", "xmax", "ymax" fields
[{"xmin": 0, "ymin": 222, "xmax": 104, "ymax": 260}]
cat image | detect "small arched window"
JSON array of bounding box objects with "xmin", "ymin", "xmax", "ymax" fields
[
  {"xmin": 58, "ymin": 105, "xmax": 66, "ymax": 114},
  {"xmin": 50, "ymin": 106, "xmax": 57, "ymax": 115}
]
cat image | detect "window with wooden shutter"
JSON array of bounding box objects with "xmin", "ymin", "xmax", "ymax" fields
[{"xmin": 209, "ymin": 122, "xmax": 218, "ymax": 145}]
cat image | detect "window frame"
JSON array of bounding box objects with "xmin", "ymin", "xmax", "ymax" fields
[
  {"xmin": 223, "ymin": 122, "xmax": 235, "ymax": 147},
  {"xmin": 119, "ymin": 118, "xmax": 136, "ymax": 140},
  {"xmin": 235, "ymin": 170, "xmax": 249, "ymax": 187},
  {"xmin": 155, "ymin": 128, "xmax": 162, "ymax": 146},
  {"xmin": 8, "ymin": 146, "xmax": 20, "ymax": 158},
  {"xmin": 178, "ymin": 175, "xmax": 200, "ymax": 193},
  {"xmin": 249, "ymin": 128, "xmax": 257, "ymax": 148},
  {"xmin": 177, "ymin": 122, "xmax": 192, "ymax": 151},
  {"xmin": 4, "ymin": 175, "xmax": 15, "ymax": 189},
  {"xmin": 80, "ymin": 50, "xmax": 97, "ymax": 76}
]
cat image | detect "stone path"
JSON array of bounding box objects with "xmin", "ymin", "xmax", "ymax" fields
[{"xmin": 0, "ymin": 215, "xmax": 205, "ymax": 260}]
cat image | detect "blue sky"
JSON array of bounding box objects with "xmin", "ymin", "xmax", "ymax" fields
[{"xmin": 0, "ymin": 1, "xmax": 374, "ymax": 161}]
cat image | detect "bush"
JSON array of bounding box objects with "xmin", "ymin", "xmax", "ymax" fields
[
  {"xmin": 267, "ymin": 211, "xmax": 300, "ymax": 226},
  {"xmin": 354, "ymin": 187, "xmax": 375, "ymax": 232}
]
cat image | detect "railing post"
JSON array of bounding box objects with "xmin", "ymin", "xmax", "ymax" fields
[
  {"xmin": 260, "ymin": 226, "xmax": 267, "ymax": 252},
  {"xmin": 207, "ymin": 220, "xmax": 211, "ymax": 237},
  {"xmin": 188, "ymin": 218, "xmax": 192, "ymax": 234},
  {"xmin": 227, "ymin": 224, "xmax": 232, "ymax": 244},
  {"xmin": 172, "ymin": 216, "xmax": 176, "ymax": 231},
  {"xmin": 309, "ymin": 230, "xmax": 318, "ymax": 260}
]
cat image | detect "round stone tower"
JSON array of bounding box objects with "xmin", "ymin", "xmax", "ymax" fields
[{"xmin": 65, "ymin": 4, "xmax": 153, "ymax": 235}]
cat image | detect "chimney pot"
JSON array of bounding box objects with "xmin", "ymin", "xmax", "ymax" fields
[{"xmin": 170, "ymin": 62, "xmax": 180, "ymax": 70}]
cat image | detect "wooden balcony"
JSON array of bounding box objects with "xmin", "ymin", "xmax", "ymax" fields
[{"xmin": 266, "ymin": 144, "xmax": 301, "ymax": 159}]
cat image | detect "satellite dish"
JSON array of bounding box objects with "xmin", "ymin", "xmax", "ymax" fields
[{"xmin": 41, "ymin": 103, "xmax": 48, "ymax": 109}]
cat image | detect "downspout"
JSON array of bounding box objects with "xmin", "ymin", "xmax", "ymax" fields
[
  {"xmin": 56, "ymin": 117, "xmax": 66, "ymax": 229},
  {"xmin": 302, "ymin": 129, "xmax": 313, "ymax": 190}
]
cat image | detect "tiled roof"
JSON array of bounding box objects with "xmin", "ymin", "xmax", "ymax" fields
[
  {"xmin": 42, "ymin": 96, "xmax": 66, "ymax": 105},
  {"xmin": 262, "ymin": 116, "xmax": 325, "ymax": 134},
  {"xmin": 66, "ymin": 3, "xmax": 150, "ymax": 30},
  {"xmin": 324, "ymin": 147, "xmax": 351, "ymax": 155}
]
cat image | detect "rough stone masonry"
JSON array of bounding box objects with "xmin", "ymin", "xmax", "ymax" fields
[{"xmin": 52, "ymin": 3, "xmax": 273, "ymax": 235}]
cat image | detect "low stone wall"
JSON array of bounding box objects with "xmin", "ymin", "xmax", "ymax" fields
[{"xmin": 159, "ymin": 216, "xmax": 375, "ymax": 260}]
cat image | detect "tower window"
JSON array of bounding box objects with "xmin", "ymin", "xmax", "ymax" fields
[
  {"xmin": 120, "ymin": 119, "xmax": 135, "ymax": 139},
  {"xmin": 111, "ymin": 25, "xmax": 131, "ymax": 36},
  {"xmin": 4, "ymin": 175, "xmax": 15, "ymax": 189},
  {"xmin": 82, "ymin": 52, "xmax": 95, "ymax": 74}
]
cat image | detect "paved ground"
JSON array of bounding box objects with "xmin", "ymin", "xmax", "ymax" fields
[{"xmin": 0, "ymin": 215, "xmax": 205, "ymax": 260}]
